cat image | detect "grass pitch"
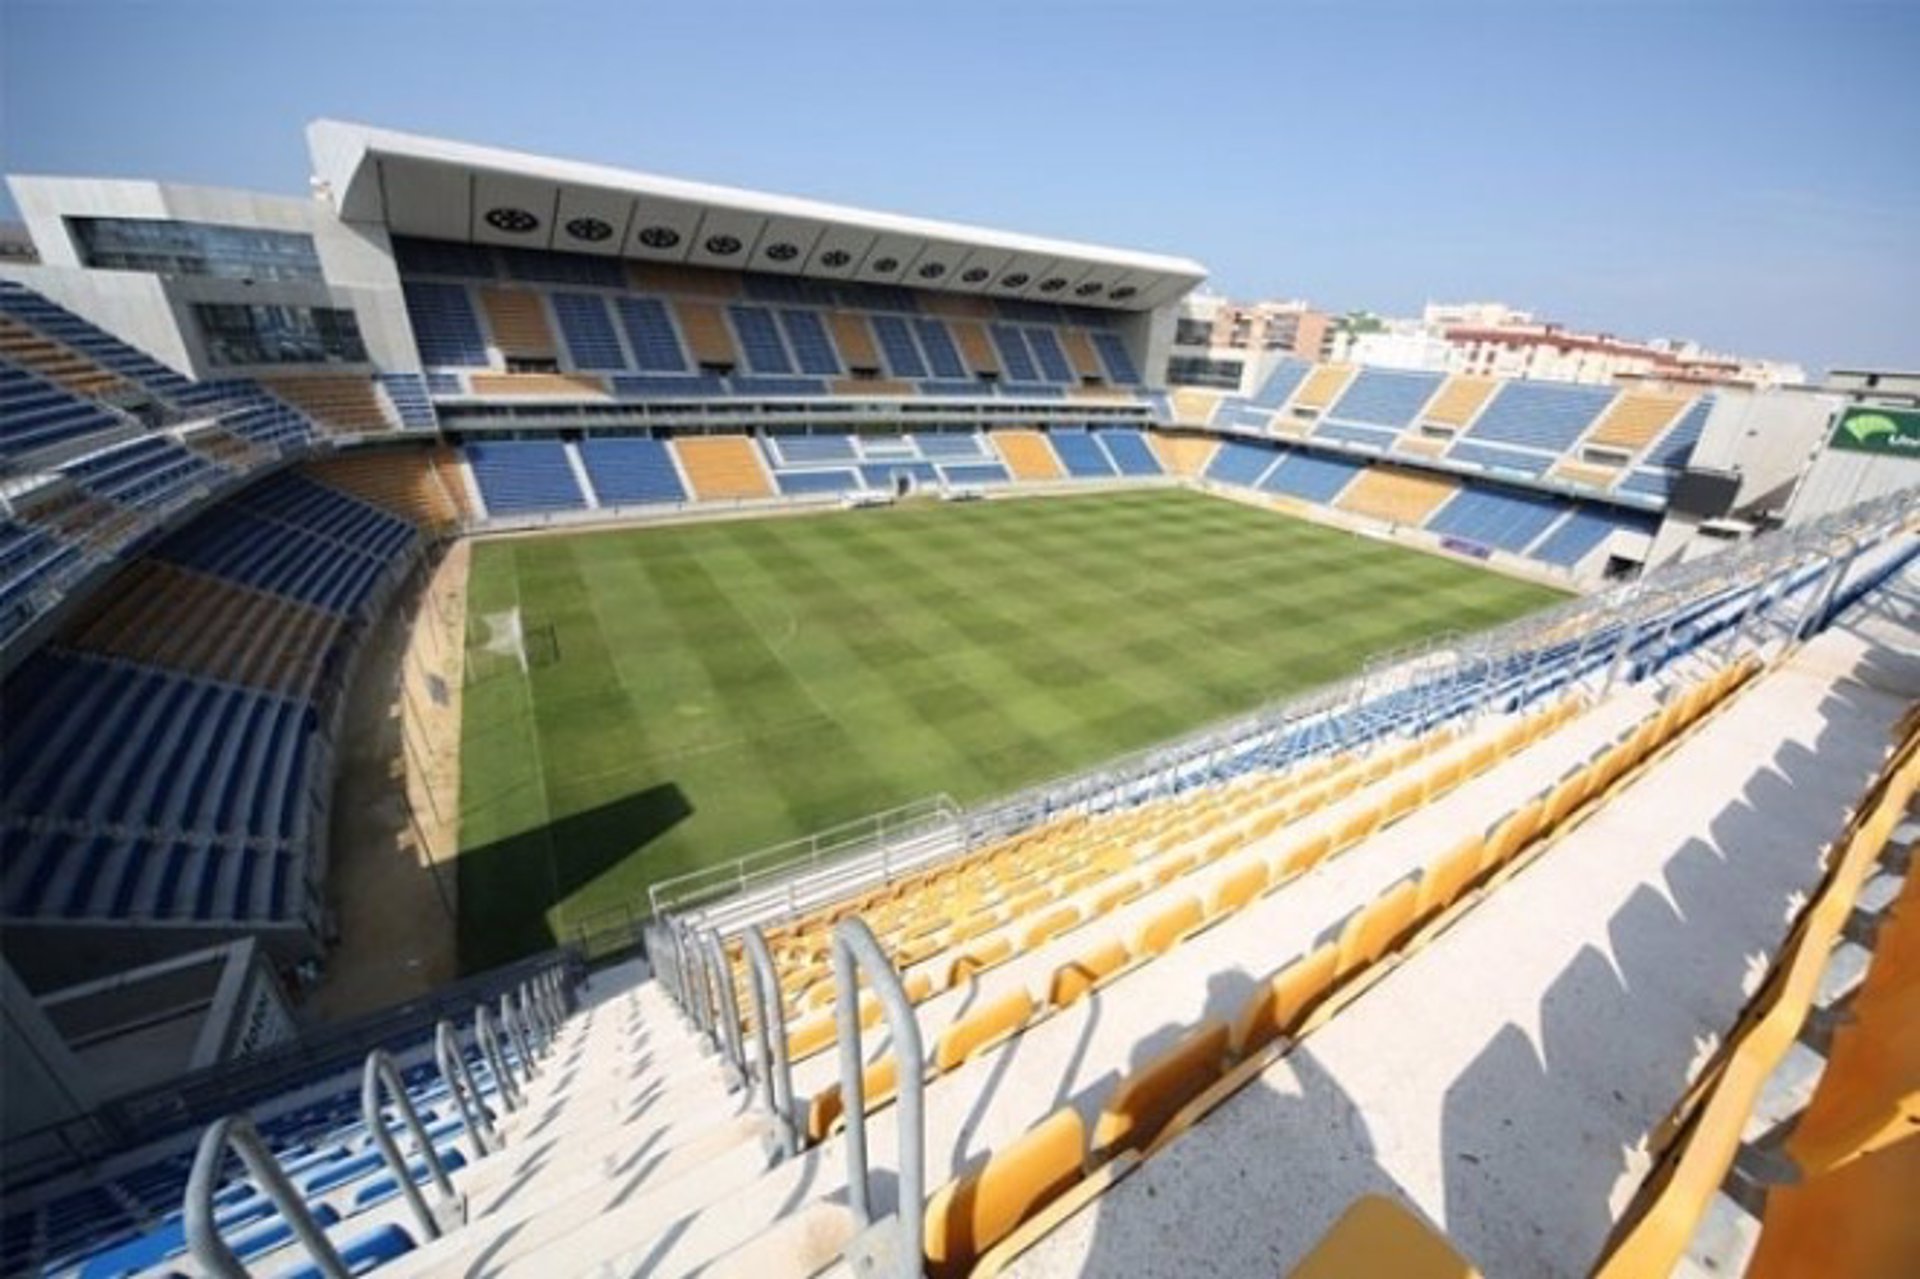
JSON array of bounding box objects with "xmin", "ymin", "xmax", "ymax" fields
[{"xmin": 456, "ymin": 489, "xmax": 1562, "ymax": 968}]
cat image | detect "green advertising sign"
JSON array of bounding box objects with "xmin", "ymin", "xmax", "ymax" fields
[{"xmin": 1830, "ymin": 405, "xmax": 1920, "ymax": 456}]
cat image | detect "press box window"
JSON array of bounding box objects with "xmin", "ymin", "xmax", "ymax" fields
[
  {"xmin": 70, "ymin": 217, "xmax": 324, "ymax": 283},
  {"xmin": 193, "ymin": 302, "xmax": 368, "ymax": 367}
]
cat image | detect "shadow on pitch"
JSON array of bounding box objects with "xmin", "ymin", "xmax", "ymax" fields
[{"xmin": 457, "ymin": 783, "xmax": 694, "ymax": 971}]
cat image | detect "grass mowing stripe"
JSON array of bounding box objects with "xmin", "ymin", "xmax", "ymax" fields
[{"xmin": 454, "ymin": 489, "xmax": 1564, "ymax": 969}]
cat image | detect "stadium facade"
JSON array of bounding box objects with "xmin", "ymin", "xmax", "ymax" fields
[{"xmin": 0, "ymin": 122, "xmax": 1915, "ymax": 1278}]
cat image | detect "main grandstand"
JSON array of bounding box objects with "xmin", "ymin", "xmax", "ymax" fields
[{"xmin": 0, "ymin": 119, "xmax": 1915, "ymax": 1279}]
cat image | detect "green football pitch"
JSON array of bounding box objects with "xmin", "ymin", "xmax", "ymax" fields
[{"xmin": 455, "ymin": 489, "xmax": 1563, "ymax": 969}]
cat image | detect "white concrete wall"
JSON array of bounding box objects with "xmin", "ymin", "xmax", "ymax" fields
[{"xmin": 4, "ymin": 175, "xmax": 422, "ymax": 376}]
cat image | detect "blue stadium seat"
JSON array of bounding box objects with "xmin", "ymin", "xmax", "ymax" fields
[
  {"xmin": 0, "ymin": 364, "xmax": 125, "ymax": 458},
  {"xmin": 66, "ymin": 436, "xmax": 225, "ymax": 512},
  {"xmin": 914, "ymin": 320, "xmax": 969, "ymax": 380},
  {"xmin": 1531, "ymin": 506, "xmax": 1658, "ymax": 567},
  {"xmin": 859, "ymin": 461, "xmax": 940, "ymax": 489},
  {"xmin": 1446, "ymin": 439, "xmax": 1554, "ymax": 477},
  {"xmin": 498, "ymin": 246, "xmax": 625, "ymax": 288},
  {"xmin": 870, "ymin": 315, "xmax": 929, "ymax": 379},
  {"xmin": 726, "ymin": 376, "xmax": 826, "ymax": 397},
  {"xmin": 1096, "ymin": 430, "xmax": 1163, "ymax": 476},
  {"xmin": 0, "ymin": 281, "xmax": 196, "ymax": 400},
  {"xmin": 1425, "ymin": 482, "xmax": 1568, "ymax": 553},
  {"xmin": 550, "ymin": 293, "xmax": 631, "ymax": 370},
  {"xmin": 1313, "ymin": 420, "xmax": 1401, "ymax": 450},
  {"xmin": 376, "ymin": 374, "xmax": 439, "ymax": 430},
  {"xmin": 771, "ymin": 435, "xmax": 858, "ymax": 464},
  {"xmin": 774, "ymin": 469, "xmax": 862, "ymax": 495},
  {"xmin": 1645, "ymin": 396, "xmax": 1712, "ymax": 468},
  {"xmin": 940, "ymin": 462, "xmax": 1012, "ymax": 485},
  {"xmin": 728, "ymin": 305, "xmax": 795, "ymax": 375},
  {"xmin": 1024, "ymin": 328, "xmax": 1076, "ymax": 384},
  {"xmin": 466, "ymin": 440, "xmax": 587, "ymax": 514},
  {"xmin": 778, "ymin": 310, "xmax": 842, "ymax": 376},
  {"xmin": 578, "ymin": 438, "xmax": 687, "ymax": 506},
  {"xmin": 1463, "ymin": 380, "xmax": 1617, "ymax": 452},
  {"xmin": 1323, "ymin": 368, "xmax": 1444, "ymax": 429},
  {"xmin": 402, "ymin": 282, "xmax": 490, "ymax": 367},
  {"xmin": 612, "ymin": 373, "xmax": 726, "ymax": 398},
  {"xmin": 1248, "ymin": 358, "xmax": 1312, "ymax": 409},
  {"xmin": 1618, "ymin": 468, "xmax": 1677, "ymax": 499},
  {"xmin": 1049, "ymin": 429, "xmax": 1118, "ymax": 478},
  {"xmin": 1259, "ymin": 450, "xmax": 1365, "ymax": 503},
  {"xmin": 392, "ymin": 236, "xmax": 497, "ymax": 278},
  {"xmin": 1204, "ymin": 439, "xmax": 1283, "ymax": 487},
  {"xmin": 988, "ymin": 325, "xmax": 1040, "ymax": 383},
  {"xmin": 909, "ymin": 433, "xmax": 988, "ymax": 459},
  {"xmin": 614, "ymin": 298, "xmax": 691, "ymax": 373},
  {"xmin": 1091, "ymin": 331, "xmax": 1141, "ymax": 385}
]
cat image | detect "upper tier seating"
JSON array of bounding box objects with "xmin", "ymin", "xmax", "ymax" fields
[
  {"xmin": 782, "ymin": 310, "xmax": 843, "ymax": 376},
  {"xmin": 1335, "ymin": 465, "xmax": 1460, "ymax": 526},
  {"xmin": 1290, "ymin": 364, "xmax": 1355, "ymax": 412},
  {"xmin": 0, "ymin": 518, "xmax": 84, "ymax": 642},
  {"xmin": 1464, "ymin": 381, "xmax": 1617, "ymax": 452},
  {"xmin": 614, "ymin": 297, "xmax": 692, "ymax": 372},
  {"xmin": 1323, "ymin": 368, "xmax": 1444, "ymax": 430},
  {"xmin": 466, "ymin": 441, "xmax": 588, "ymax": 515},
  {"xmin": 1425, "ymin": 484, "xmax": 1568, "ymax": 553},
  {"xmin": 1260, "ymin": 450, "xmax": 1365, "ymax": 504},
  {"xmin": 60, "ymin": 559, "xmax": 344, "ymax": 698},
  {"xmin": 65, "ymin": 435, "xmax": 225, "ymax": 512},
  {"xmin": 1645, "ymin": 396, "xmax": 1712, "ymax": 468},
  {"xmin": 873, "ymin": 315, "xmax": 931, "ymax": 379},
  {"xmin": 1583, "ymin": 392, "xmax": 1690, "ymax": 452},
  {"xmin": 401, "ymin": 282, "xmax": 489, "ymax": 368},
  {"xmin": 674, "ymin": 435, "xmax": 774, "ymax": 500},
  {"xmin": 1096, "ymin": 430, "xmax": 1164, "ymax": 477},
  {"xmin": 673, "ymin": 300, "xmax": 742, "ymax": 368},
  {"xmin": 0, "ymin": 360, "xmax": 125, "ymax": 460},
  {"xmin": 302, "ymin": 449, "xmax": 470, "ymax": 530},
  {"xmin": 260, "ymin": 376, "xmax": 397, "ymax": 436},
  {"xmin": 1418, "ymin": 375, "xmax": 1499, "ymax": 428},
  {"xmin": 1446, "ymin": 439, "xmax": 1554, "ymax": 476},
  {"xmin": 578, "ymin": 437, "xmax": 688, "ymax": 507},
  {"xmin": 1048, "ymin": 429, "xmax": 1118, "ymax": 478},
  {"xmin": 0, "ymin": 280, "xmax": 196, "ymax": 401},
  {"xmin": 829, "ymin": 312, "xmax": 885, "ymax": 372},
  {"xmin": 990, "ymin": 430, "xmax": 1066, "ymax": 481},
  {"xmin": 0, "ymin": 315, "xmax": 133, "ymax": 401},
  {"xmin": 1248, "ymin": 358, "xmax": 1311, "ymax": 409},
  {"xmin": 1091, "ymin": 332, "xmax": 1141, "ymax": 385},
  {"xmin": 376, "ymin": 374, "xmax": 439, "ymax": 430},
  {"xmin": 550, "ymin": 293, "xmax": 631, "ymax": 371},
  {"xmin": 989, "ymin": 326, "xmax": 1041, "ymax": 383},
  {"xmin": 729, "ymin": 305, "xmax": 796, "ymax": 374},
  {"xmin": 478, "ymin": 288, "xmax": 559, "ymax": 359},
  {"xmin": 155, "ymin": 474, "xmax": 417, "ymax": 615}
]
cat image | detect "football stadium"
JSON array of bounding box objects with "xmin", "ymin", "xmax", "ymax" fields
[{"xmin": 2, "ymin": 23, "xmax": 1918, "ymax": 1279}]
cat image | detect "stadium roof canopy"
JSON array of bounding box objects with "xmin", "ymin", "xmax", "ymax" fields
[{"xmin": 308, "ymin": 119, "xmax": 1207, "ymax": 312}]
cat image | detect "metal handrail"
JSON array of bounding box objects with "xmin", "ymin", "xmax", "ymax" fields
[
  {"xmin": 499, "ymin": 991, "xmax": 536, "ymax": 1082},
  {"xmin": 473, "ymin": 1004, "xmax": 520, "ymax": 1114},
  {"xmin": 703, "ymin": 931, "xmax": 747, "ymax": 1091},
  {"xmin": 832, "ymin": 916, "xmax": 925, "ymax": 1278},
  {"xmin": 360, "ymin": 1049, "xmax": 461, "ymax": 1242},
  {"xmin": 184, "ymin": 1113, "xmax": 349, "ymax": 1279},
  {"xmin": 434, "ymin": 1021, "xmax": 499, "ymax": 1162},
  {"xmin": 742, "ymin": 925, "xmax": 797, "ymax": 1158}
]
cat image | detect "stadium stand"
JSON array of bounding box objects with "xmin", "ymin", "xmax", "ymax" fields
[
  {"xmin": 476, "ymin": 288, "xmax": 559, "ymax": 360},
  {"xmin": 578, "ymin": 437, "xmax": 689, "ymax": 507},
  {"xmin": 1463, "ymin": 380, "xmax": 1617, "ymax": 453},
  {"xmin": 1334, "ymin": 464, "xmax": 1460, "ymax": 526},
  {"xmin": 1288, "ymin": 363, "xmax": 1356, "ymax": 414},
  {"xmin": 1047, "ymin": 428, "xmax": 1119, "ymax": 479},
  {"xmin": 674, "ymin": 434, "xmax": 776, "ymax": 500},
  {"xmin": 1260, "ymin": 450, "xmax": 1365, "ymax": 504},
  {"xmin": 1147, "ymin": 432, "xmax": 1218, "ymax": 477},
  {"xmin": 1417, "ymin": 375, "xmax": 1498, "ymax": 429},
  {"xmin": 990, "ymin": 430, "xmax": 1065, "ymax": 482},
  {"xmin": 1424, "ymin": 483, "xmax": 1568, "ymax": 554},
  {"xmin": 302, "ymin": 449, "xmax": 470, "ymax": 531},
  {"xmin": 1095, "ymin": 429, "xmax": 1163, "ymax": 477},
  {"xmin": 260, "ymin": 376, "xmax": 398, "ymax": 436},
  {"xmin": 1582, "ymin": 390, "xmax": 1690, "ymax": 453},
  {"xmin": 464, "ymin": 440, "xmax": 588, "ymax": 515}
]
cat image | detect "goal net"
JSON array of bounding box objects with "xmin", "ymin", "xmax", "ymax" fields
[{"xmin": 467, "ymin": 607, "xmax": 530, "ymax": 685}]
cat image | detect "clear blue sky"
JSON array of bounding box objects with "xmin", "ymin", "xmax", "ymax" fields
[{"xmin": 3, "ymin": 0, "xmax": 1916, "ymax": 375}]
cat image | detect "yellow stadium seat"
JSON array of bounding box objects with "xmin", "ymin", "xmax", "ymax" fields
[
  {"xmin": 1022, "ymin": 905, "xmax": 1081, "ymax": 950},
  {"xmin": 1334, "ymin": 880, "xmax": 1420, "ymax": 982},
  {"xmin": 1232, "ymin": 944, "xmax": 1340, "ymax": 1057},
  {"xmin": 1149, "ymin": 853, "xmax": 1198, "ymax": 887},
  {"xmin": 1381, "ymin": 781, "xmax": 1424, "ymax": 826},
  {"xmin": 1093, "ymin": 878, "xmax": 1145, "ymax": 916},
  {"xmin": 1416, "ymin": 835, "xmax": 1487, "ymax": 924},
  {"xmin": 1275, "ymin": 832, "xmax": 1335, "ymax": 882},
  {"xmin": 1092, "ymin": 1021, "xmax": 1232, "ymax": 1160},
  {"xmin": 1481, "ymin": 800, "xmax": 1546, "ymax": 872},
  {"xmin": 903, "ymin": 972, "xmax": 934, "ymax": 1005},
  {"xmin": 935, "ymin": 988, "xmax": 1035, "ymax": 1073},
  {"xmin": 1289, "ymin": 1195, "xmax": 1481, "ymax": 1279},
  {"xmin": 806, "ymin": 1054, "xmax": 899, "ymax": 1142},
  {"xmin": 1207, "ymin": 862, "xmax": 1269, "ymax": 917},
  {"xmin": 1047, "ymin": 940, "xmax": 1130, "ymax": 1009},
  {"xmin": 924, "ymin": 1107, "xmax": 1086, "ymax": 1279},
  {"xmin": 947, "ymin": 936, "xmax": 1014, "ymax": 987},
  {"xmin": 1133, "ymin": 897, "xmax": 1204, "ymax": 957},
  {"xmin": 1329, "ymin": 805, "xmax": 1384, "ymax": 854},
  {"xmin": 789, "ymin": 1013, "xmax": 835, "ymax": 1059}
]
